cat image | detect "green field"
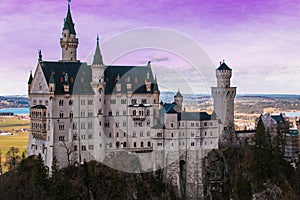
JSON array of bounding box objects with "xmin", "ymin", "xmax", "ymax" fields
[{"xmin": 0, "ymin": 116, "xmax": 30, "ymax": 167}]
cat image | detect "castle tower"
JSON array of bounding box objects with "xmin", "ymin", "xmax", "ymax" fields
[
  {"xmin": 91, "ymin": 36, "xmax": 106, "ymax": 162},
  {"xmin": 60, "ymin": 1, "xmax": 79, "ymax": 62},
  {"xmin": 211, "ymin": 61, "xmax": 236, "ymax": 144},
  {"xmin": 174, "ymin": 91, "xmax": 183, "ymax": 112}
]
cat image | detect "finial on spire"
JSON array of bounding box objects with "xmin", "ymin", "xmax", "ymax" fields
[
  {"xmin": 38, "ymin": 50, "xmax": 42, "ymax": 62},
  {"xmin": 67, "ymin": 0, "xmax": 71, "ymax": 10}
]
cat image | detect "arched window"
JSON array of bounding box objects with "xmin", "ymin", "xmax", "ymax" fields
[
  {"xmin": 69, "ymin": 100, "xmax": 73, "ymax": 106},
  {"xmin": 134, "ymin": 142, "xmax": 137, "ymax": 147},
  {"xmin": 141, "ymin": 142, "xmax": 144, "ymax": 147},
  {"xmin": 133, "ymin": 110, "xmax": 136, "ymax": 116},
  {"xmin": 148, "ymin": 141, "xmax": 151, "ymax": 147}
]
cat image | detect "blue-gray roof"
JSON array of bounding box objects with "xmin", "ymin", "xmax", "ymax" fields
[
  {"xmin": 217, "ymin": 62, "xmax": 231, "ymax": 70},
  {"xmin": 40, "ymin": 61, "xmax": 93, "ymax": 95},
  {"xmin": 178, "ymin": 112, "xmax": 211, "ymax": 121}
]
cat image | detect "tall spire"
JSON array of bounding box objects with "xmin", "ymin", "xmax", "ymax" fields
[
  {"xmin": 60, "ymin": 0, "xmax": 78, "ymax": 61},
  {"xmin": 93, "ymin": 35, "xmax": 104, "ymax": 65},
  {"xmin": 63, "ymin": 0, "xmax": 76, "ymax": 35}
]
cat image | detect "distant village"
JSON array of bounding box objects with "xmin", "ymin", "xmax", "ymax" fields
[{"xmin": 0, "ymin": 96, "xmax": 29, "ymax": 109}]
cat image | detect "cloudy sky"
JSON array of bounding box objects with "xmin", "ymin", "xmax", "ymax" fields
[{"xmin": 1, "ymin": 0, "xmax": 300, "ymax": 95}]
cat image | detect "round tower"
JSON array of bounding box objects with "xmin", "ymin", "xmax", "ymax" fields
[
  {"xmin": 60, "ymin": 2, "xmax": 79, "ymax": 62},
  {"xmin": 211, "ymin": 60, "xmax": 236, "ymax": 144}
]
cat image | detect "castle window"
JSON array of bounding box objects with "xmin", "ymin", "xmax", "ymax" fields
[
  {"xmin": 123, "ymin": 121, "xmax": 127, "ymax": 127},
  {"xmin": 109, "ymin": 143, "xmax": 112, "ymax": 148},
  {"xmin": 69, "ymin": 100, "xmax": 73, "ymax": 105},
  {"xmin": 116, "ymin": 110, "xmax": 119, "ymax": 116},
  {"xmin": 69, "ymin": 112, "xmax": 73, "ymax": 118},
  {"xmin": 58, "ymin": 136, "xmax": 65, "ymax": 141},
  {"xmin": 104, "ymin": 121, "xmax": 109, "ymax": 128},
  {"xmin": 45, "ymin": 100, "xmax": 48, "ymax": 106},
  {"xmin": 148, "ymin": 141, "xmax": 151, "ymax": 147},
  {"xmin": 141, "ymin": 142, "xmax": 144, "ymax": 147},
  {"xmin": 81, "ymin": 135, "xmax": 86, "ymax": 140},
  {"xmin": 123, "ymin": 142, "xmax": 127, "ymax": 147},
  {"xmin": 191, "ymin": 133, "xmax": 194, "ymax": 137},
  {"xmin": 123, "ymin": 110, "xmax": 127, "ymax": 115},
  {"xmin": 88, "ymin": 122, "xmax": 93, "ymax": 129},
  {"xmin": 147, "ymin": 131, "xmax": 150, "ymax": 137},
  {"xmin": 191, "ymin": 142, "xmax": 194, "ymax": 146},
  {"xmin": 131, "ymin": 99, "xmax": 137, "ymax": 105},
  {"xmin": 109, "ymin": 133, "xmax": 112, "ymax": 138},
  {"xmin": 81, "ymin": 111, "xmax": 85, "ymax": 118},
  {"xmin": 88, "ymin": 145, "xmax": 94, "ymax": 150},
  {"xmin": 205, "ymin": 132, "xmax": 207, "ymax": 136},
  {"xmin": 171, "ymin": 133, "xmax": 174, "ymax": 137},
  {"xmin": 88, "ymin": 112, "xmax": 93, "ymax": 117},
  {"xmin": 110, "ymin": 99, "xmax": 116, "ymax": 104},
  {"xmin": 133, "ymin": 131, "xmax": 136, "ymax": 137},
  {"xmin": 124, "ymin": 132, "xmax": 126, "ymax": 137},
  {"xmin": 116, "ymin": 132, "xmax": 119, "ymax": 137},
  {"xmin": 140, "ymin": 131, "xmax": 144, "ymax": 137},
  {"xmin": 73, "ymin": 134, "xmax": 77, "ymax": 140},
  {"xmin": 133, "ymin": 110, "xmax": 136, "ymax": 116},
  {"xmin": 191, "ymin": 122, "xmax": 194, "ymax": 127},
  {"xmin": 39, "ymin": 83, "xmax": 42, "ymax": 91},
  {"xmin": 81, "ymin": 122, "xmax": 85, "ymax": 129},
  {"xmin": 82, "ymin": 145, "xmax": 86, "ymax": 151},
  {"xmin": 210, "ymin": 132, "xmax": 213, "ymax": 136},
  {"xmin": 146, "ymin": 109, "xmax": 150, "ymax": 116},
  {"xmin": 116, "ymin": 121, "xmax": 119, "ymax": 128},
  {"xmin": 210, "ymin": 122, "xmax": 213, "ymax": 126},
  {"xmin": 196, "ymin": 123, "xmax": 199, "ymax": 127},
  {"xmin": 134, "ymin": 142, "xmax": 137, "ymax": 147},
  {"xmin": 157, "ymin": 142, "xmax": 162, "ymax": 147},
  {"xmin": 81, "ymin": 100, "xmax": 85, "ymax": 105},
  {"xmin": 171, "ymin": 123, "xmax": 174, "ymax": 128},
  {"xmin": 74, "ymin": 145, "xmax": 77, "ymax": 151},
  {"xmin": 204, "ymin": 122, "xmax": 207, "ymax": 126},
  {"xmin": 142, "ymin": 99, "xmax": 147, "ymax": 104},
  {"xmin": 33, "ymin": 100, "xmax": 37, "ymax": 105},
  {"xmin": 121, "ymin": 99, "xmax": 127, "ymax": 104},
  {"xmin": 108, "ymin": 111, "xmax": 112, "ymax": 116},
  {"xmin": 59, "ymin": 100, "xmax": 64, "ymax": 106},
  {"xmin": 99, "ymin": 143, "xmax": 102, "ymax": 148}
]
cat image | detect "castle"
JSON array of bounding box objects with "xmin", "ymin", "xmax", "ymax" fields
[{"xmin": 27, "ymin": 3, "xmax": 236, "ymax": 199}]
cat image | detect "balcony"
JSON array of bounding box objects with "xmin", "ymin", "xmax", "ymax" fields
[{"xmin": 131, "ymin": 115, "xmax": 146, "ymax": 121}]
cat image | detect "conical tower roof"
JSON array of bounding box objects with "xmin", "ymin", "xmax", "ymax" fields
[
  {"xmin": 27, "ymin": 71, "xmax": 33, "ymax": 84},
  {"xmin": 93, "ymin": 35, "xmax": 104, "ymax": 65},
  {"xmin": 63, "ymin": 2, "xmax": 76, "ymax": 35}
]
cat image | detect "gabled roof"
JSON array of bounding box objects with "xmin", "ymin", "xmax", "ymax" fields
[
  {"xmin": 217, "ymin": 61, "xmax": 231, "ymax": 70},
  {"xmin": 178, "ymin": 112, "xmax": 211, "ymax": 121},
  {"xmin": 161, "ymin": 103, "xmax": 176, "ymax": 113},
  {"xmin": 40, "ymin": 61, "xmax": 93, "ymax": 95},
  {"xmin": 104, "ymin": 65, "xmax": 157, "ymax": 94}
]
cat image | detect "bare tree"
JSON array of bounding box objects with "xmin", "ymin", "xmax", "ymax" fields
[
  {"xmin": 5, "ymin": 147, "xmax": 21, "ymax": 170},
  {"xmin": 60, "ymin": 141, "xmax": 76, "ymax": 166}
]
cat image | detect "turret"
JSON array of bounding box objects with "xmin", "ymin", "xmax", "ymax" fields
[
  {"xmin": 27, "ymin": 71, "xmax": 33, "ymax": 94},
  {"xmin": 49, "ymin": 72, "xmax": 55, "ymax": 98},
  {"xmin": 211, "ymin": 60, "xmax": 236, "ymax": 144},
  {"xmin": 174, "ymin": 91, "xmax": 183, "ymax": 112},
  {"xmin": 60, "ymin": 1, "xmax": 79, "ymax": 62}
]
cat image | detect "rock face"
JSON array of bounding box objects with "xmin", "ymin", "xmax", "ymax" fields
[{"xmin": 202, "ymin": 149, "xmax": 228, "ymax": 200}]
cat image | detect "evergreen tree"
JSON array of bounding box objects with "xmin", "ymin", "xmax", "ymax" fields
[{"xmin": 251, "ymin": 117, "xmax": 273, "ymax": 190}]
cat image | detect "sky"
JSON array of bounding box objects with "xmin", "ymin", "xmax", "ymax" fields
[{"xmin": 1, "ymin": 0, "xmax": 300, "ymax": 95}]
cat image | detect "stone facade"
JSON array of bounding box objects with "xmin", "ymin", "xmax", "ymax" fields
[{"xmin": 27, "ymin": 3, "xmax": 236, "ymax": 199}]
